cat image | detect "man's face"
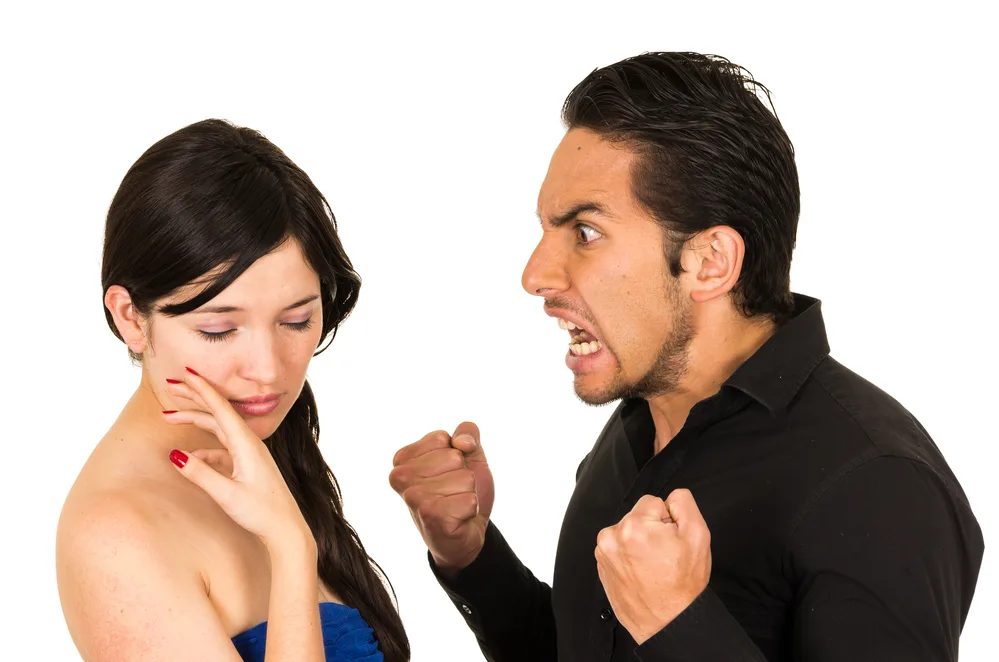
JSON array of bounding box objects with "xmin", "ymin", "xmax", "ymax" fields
[{"xmin": 522, "ymin": 128, "xmax": 693, "ymax": 404}]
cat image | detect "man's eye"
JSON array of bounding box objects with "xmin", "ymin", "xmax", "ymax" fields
[{"xmin": 576, "ymin": 224, "xmax": 602, "ymax": 244}]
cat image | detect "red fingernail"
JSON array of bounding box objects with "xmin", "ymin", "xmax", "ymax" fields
[
  {"xmin": 166, "ymin": 378, "xmax": 182, "ymax": 384},
  {"xmin": 169, "ymin": 449, "xmax": 188, "ymax": 468},
  {"xmin": 185, "ymin": 367, "xmax": 200, "ymax": 376},
  {"xmin": 162, "ymin": 410, "xmax": 177, "ymax": 415}
]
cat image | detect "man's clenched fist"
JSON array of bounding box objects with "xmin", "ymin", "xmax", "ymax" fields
[
  {"xmin": 595, "ymin": 490, "xmax": 711, "ymax": 645},
  {"xmin": 389, "ymin": 422, "xmax": 495, "ymax": 575}
]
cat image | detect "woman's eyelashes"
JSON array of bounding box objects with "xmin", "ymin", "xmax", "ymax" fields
[
  {"xmin": 196, "ymin": 317, "xmax": 315, "ymax": 343},
  {"xmin": 198, "ymin": 328, "xmax": 236, "ymax": 343},
  {"xmin": 284, "ymin": 317, "xmax": 314, "ymax": 332}
]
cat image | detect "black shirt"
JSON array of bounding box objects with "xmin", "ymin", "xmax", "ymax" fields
[{"xmin": 431, "ymin": 295, "xmax": 984, "ymax": 661}]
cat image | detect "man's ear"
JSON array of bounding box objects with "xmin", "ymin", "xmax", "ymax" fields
[
  {"xmin": 104, "ymin": 285, "xmax": 148, "ymax": 355},
  {"xmin": 681, "ymin": 226, "xmax": 744, "ymax": 304}
]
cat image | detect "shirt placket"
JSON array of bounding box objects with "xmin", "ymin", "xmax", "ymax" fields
[{"xmin": 601, "ymin": 395, "xmax": 742, "ymax": 660}]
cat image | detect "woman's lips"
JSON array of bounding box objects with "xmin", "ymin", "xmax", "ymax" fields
[{"xmin": 229, "ymin": 394, "xmax": 282, "ymax": 416}]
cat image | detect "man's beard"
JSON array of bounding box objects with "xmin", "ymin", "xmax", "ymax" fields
[{"xmin": 575, "ymin": 290, "xmax": 694, "ymax": 406}]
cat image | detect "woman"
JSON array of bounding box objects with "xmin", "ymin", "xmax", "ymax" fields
[{"xmin": 56, "ymin": 119, "xmax": 409, "ymax": 661}]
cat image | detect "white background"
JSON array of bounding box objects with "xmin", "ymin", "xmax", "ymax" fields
[{"xmin": 1, "ymin": 1, "xmax": 996, "ymax": 659}]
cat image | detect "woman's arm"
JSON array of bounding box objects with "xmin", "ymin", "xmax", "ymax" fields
[
  {"xmin": 57, "ymin": 496, "xmax": 245, "ymax": 662},
  {"xmin": 58, "ymin": 491, "xmax": 327, "ymax": 662},
  {"xmin": 59, "ymin": 368, "xmax": 333, "ymax": 661},
  {"xmin": 261, "ymin": 527, "xmax": 324, "ymax": 662},
  {"xmin": 163, "ymin": 369, "xmax": 328, "ymax": 661}
]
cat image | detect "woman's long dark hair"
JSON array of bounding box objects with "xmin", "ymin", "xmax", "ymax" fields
[{"xmin": 101, "ymin": 119, "xmax": 409, "ymax": 661}]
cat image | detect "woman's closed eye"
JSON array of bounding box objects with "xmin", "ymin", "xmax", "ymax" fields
[
  {"xmin": 196, "ymin": 317, "xmax": 314, "ymax": 343},
  {"xmin": 198, "ymin": 328, "xmax": 236, "ymax": 343},
  {"xmin": 283, "ymin": 316, "xmax": 314, "ymax": 332}
]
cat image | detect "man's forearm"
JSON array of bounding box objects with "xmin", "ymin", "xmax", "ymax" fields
[{"xmin": 430, "ymin": 522, "xmax": 557, "ymax": 661}]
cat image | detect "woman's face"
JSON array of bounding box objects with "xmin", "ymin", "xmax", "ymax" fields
[{"xmin": 143, "ymin": 239, "xmax": 324, "ymax": 440}]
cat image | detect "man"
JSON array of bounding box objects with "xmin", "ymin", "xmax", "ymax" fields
[{"xmin": 389, "ymin": 52, "xmax": 984, "ymax": 660}]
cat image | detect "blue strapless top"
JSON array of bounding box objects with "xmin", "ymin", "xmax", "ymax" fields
[{"xmin": 231, "ymin": 602, "xmax": 383, "ymax": 661}]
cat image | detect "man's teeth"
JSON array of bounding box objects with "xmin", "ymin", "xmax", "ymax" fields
[
  {"xmin": 569, "ymin": 340, "xmax": 602, "ymax": 356},
  {"xmin": 558, "ymin": 318, "xmax": 601, "ymax": 355}
]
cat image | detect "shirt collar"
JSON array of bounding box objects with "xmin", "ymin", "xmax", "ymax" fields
[{"xmin": 725, "ymin": 293, "xmax": 830, "ymax": 413}]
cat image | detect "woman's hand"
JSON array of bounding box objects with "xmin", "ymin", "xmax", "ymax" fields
[
  {"xmin": 162, "ymin": 368, "xmax": 315, "ymax": 557},
  {"xmin": 164, "ymin": 368, "xmax": 326, "ymax": 660}
]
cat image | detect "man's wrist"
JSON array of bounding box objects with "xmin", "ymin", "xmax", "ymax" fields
[{"xmin": 431, "ymin": 546, "xmax": 483, "ymax": 580}]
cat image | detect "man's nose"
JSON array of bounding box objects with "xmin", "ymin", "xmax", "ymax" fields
[{"xmin": 522, "ymin": 234, "xmax": 569, "ymax": 297}]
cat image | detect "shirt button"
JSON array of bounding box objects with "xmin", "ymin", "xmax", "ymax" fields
[
  {"xmin": 600, "ymin": 608, "xmax": 613, "ymax": 621},
  {"xmin": 461, "ymin": 604, "xmax": 473, "ymax": 615}
]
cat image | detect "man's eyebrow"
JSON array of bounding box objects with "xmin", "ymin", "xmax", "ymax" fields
[
  {"xmin": 537, "ymin": 202, "xmax": 608, "ymax": 228},
  {"xmin": 193, "ymin": 294, "xmax": 320, "ymax": 314}
]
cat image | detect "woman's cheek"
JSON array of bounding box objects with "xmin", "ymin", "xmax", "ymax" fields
[{"xmin": 291, "ymin": 336, "xmax": 320, "ymax": 374}]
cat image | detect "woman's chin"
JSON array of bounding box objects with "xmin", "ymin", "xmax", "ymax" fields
[{"xmin": 244, "ymin": 415, "xmax": 282, "ymax": 441}]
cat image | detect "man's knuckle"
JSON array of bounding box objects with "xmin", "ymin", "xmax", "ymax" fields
[
  {"xmin": 620, "ymin": 518, "xmax": 637, "ymax": 541},
  {"xmin": 596, "ymin": 526, "xmax": 615, "ymax": 550},
  {"xmin": 428, "ymin": 430, "xmax": 450, "ymax": 445},
  {"xmin": 388, "ymin": 467, "xmax": 409, "ymax": 492}
]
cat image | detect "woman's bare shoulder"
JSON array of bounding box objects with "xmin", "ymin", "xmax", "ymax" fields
[
  {"xmin": 56, "ymin": 476, "xmax": 198, "ymax": 598},
  {"xmin": 56, "ymin": 481, "xmax": 245, "ymax": 661},
  {"xmin": 58, "ymin": 482, "xmax": 170, "ymax": 550},
  {"xmin": 56, "ymin": 437, "xmax": 203, "ymax": 590},
  {"xmin": 55, "ymin": 455, "xmax": 237, "ymax": 657}
]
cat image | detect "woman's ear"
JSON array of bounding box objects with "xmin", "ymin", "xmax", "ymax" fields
[{"xmin": 104, "ymin": 285, "xmax": 148, "ymax": 355}]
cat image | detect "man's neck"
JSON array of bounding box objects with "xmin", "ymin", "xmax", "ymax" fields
[{"xmin": 648, "ymin": 314, "xmax": 777, "ymax": 454}]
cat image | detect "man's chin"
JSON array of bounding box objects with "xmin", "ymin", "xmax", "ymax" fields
[{"xmin": 573, "ymin": 377, "xmax": 624, "ymax": 407}]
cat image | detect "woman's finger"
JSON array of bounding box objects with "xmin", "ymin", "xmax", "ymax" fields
[
  {"xmin": 162, "ymin": 409, "xmax": 225, "ymax": 444},
  {"xmin": 191, "ymin": 448, "xmax": 234, "ymax": 479},
  {"xmin": 168, "ymin": 449, "xmax": 238, "ymax": 511},
  {"xmin": 165, "ymin": 381, "xmax": 210, "ymax": 412},
  {"xmin": 175, "ymin": 368, "xmax": 253, "ymax": 453}
]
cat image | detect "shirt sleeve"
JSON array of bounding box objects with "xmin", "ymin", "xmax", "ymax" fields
[
  {"xmin": 632, "ymin": 587, "xmax": 767, "ymax": 661},
  {"xmin": 631, "ymin": 454, "xmax": 983, "ymax": 661},
  {"xmin": 429, "ymin": 521, "xmax": 557, "ymax": 661},
  {"xmin": 786, "ymin": 455, "xmax": 982, "ymax": 661},
  {"xmin": 426, "ymin": 452, "xmax": 599, "ymax": 660}
]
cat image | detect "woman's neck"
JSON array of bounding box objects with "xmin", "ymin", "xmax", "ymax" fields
[{"xmin": 116, "ymin": 379, "xmax": 225, "ymax": 453}]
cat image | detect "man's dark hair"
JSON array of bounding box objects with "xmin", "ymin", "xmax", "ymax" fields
[{"xmin": 563, "ymin": 52, "xmax": 799, "ymax": 323}]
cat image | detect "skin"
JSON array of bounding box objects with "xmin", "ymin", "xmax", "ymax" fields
[
  {"xmin": 523, "ymin": 128, "xmax": 776, "ymax": 449},
  {"xmin": 392, "ymin": 128, "xmax": 782, "ymax": 642},
  {"xmin": 57, "ymin": 238, "xmax": 336, "ymax": 661}
]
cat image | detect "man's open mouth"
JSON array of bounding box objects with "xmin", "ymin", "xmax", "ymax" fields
[{"xmin": 556, "ymin": 317, "xmax": 603, "ymax": 356}]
